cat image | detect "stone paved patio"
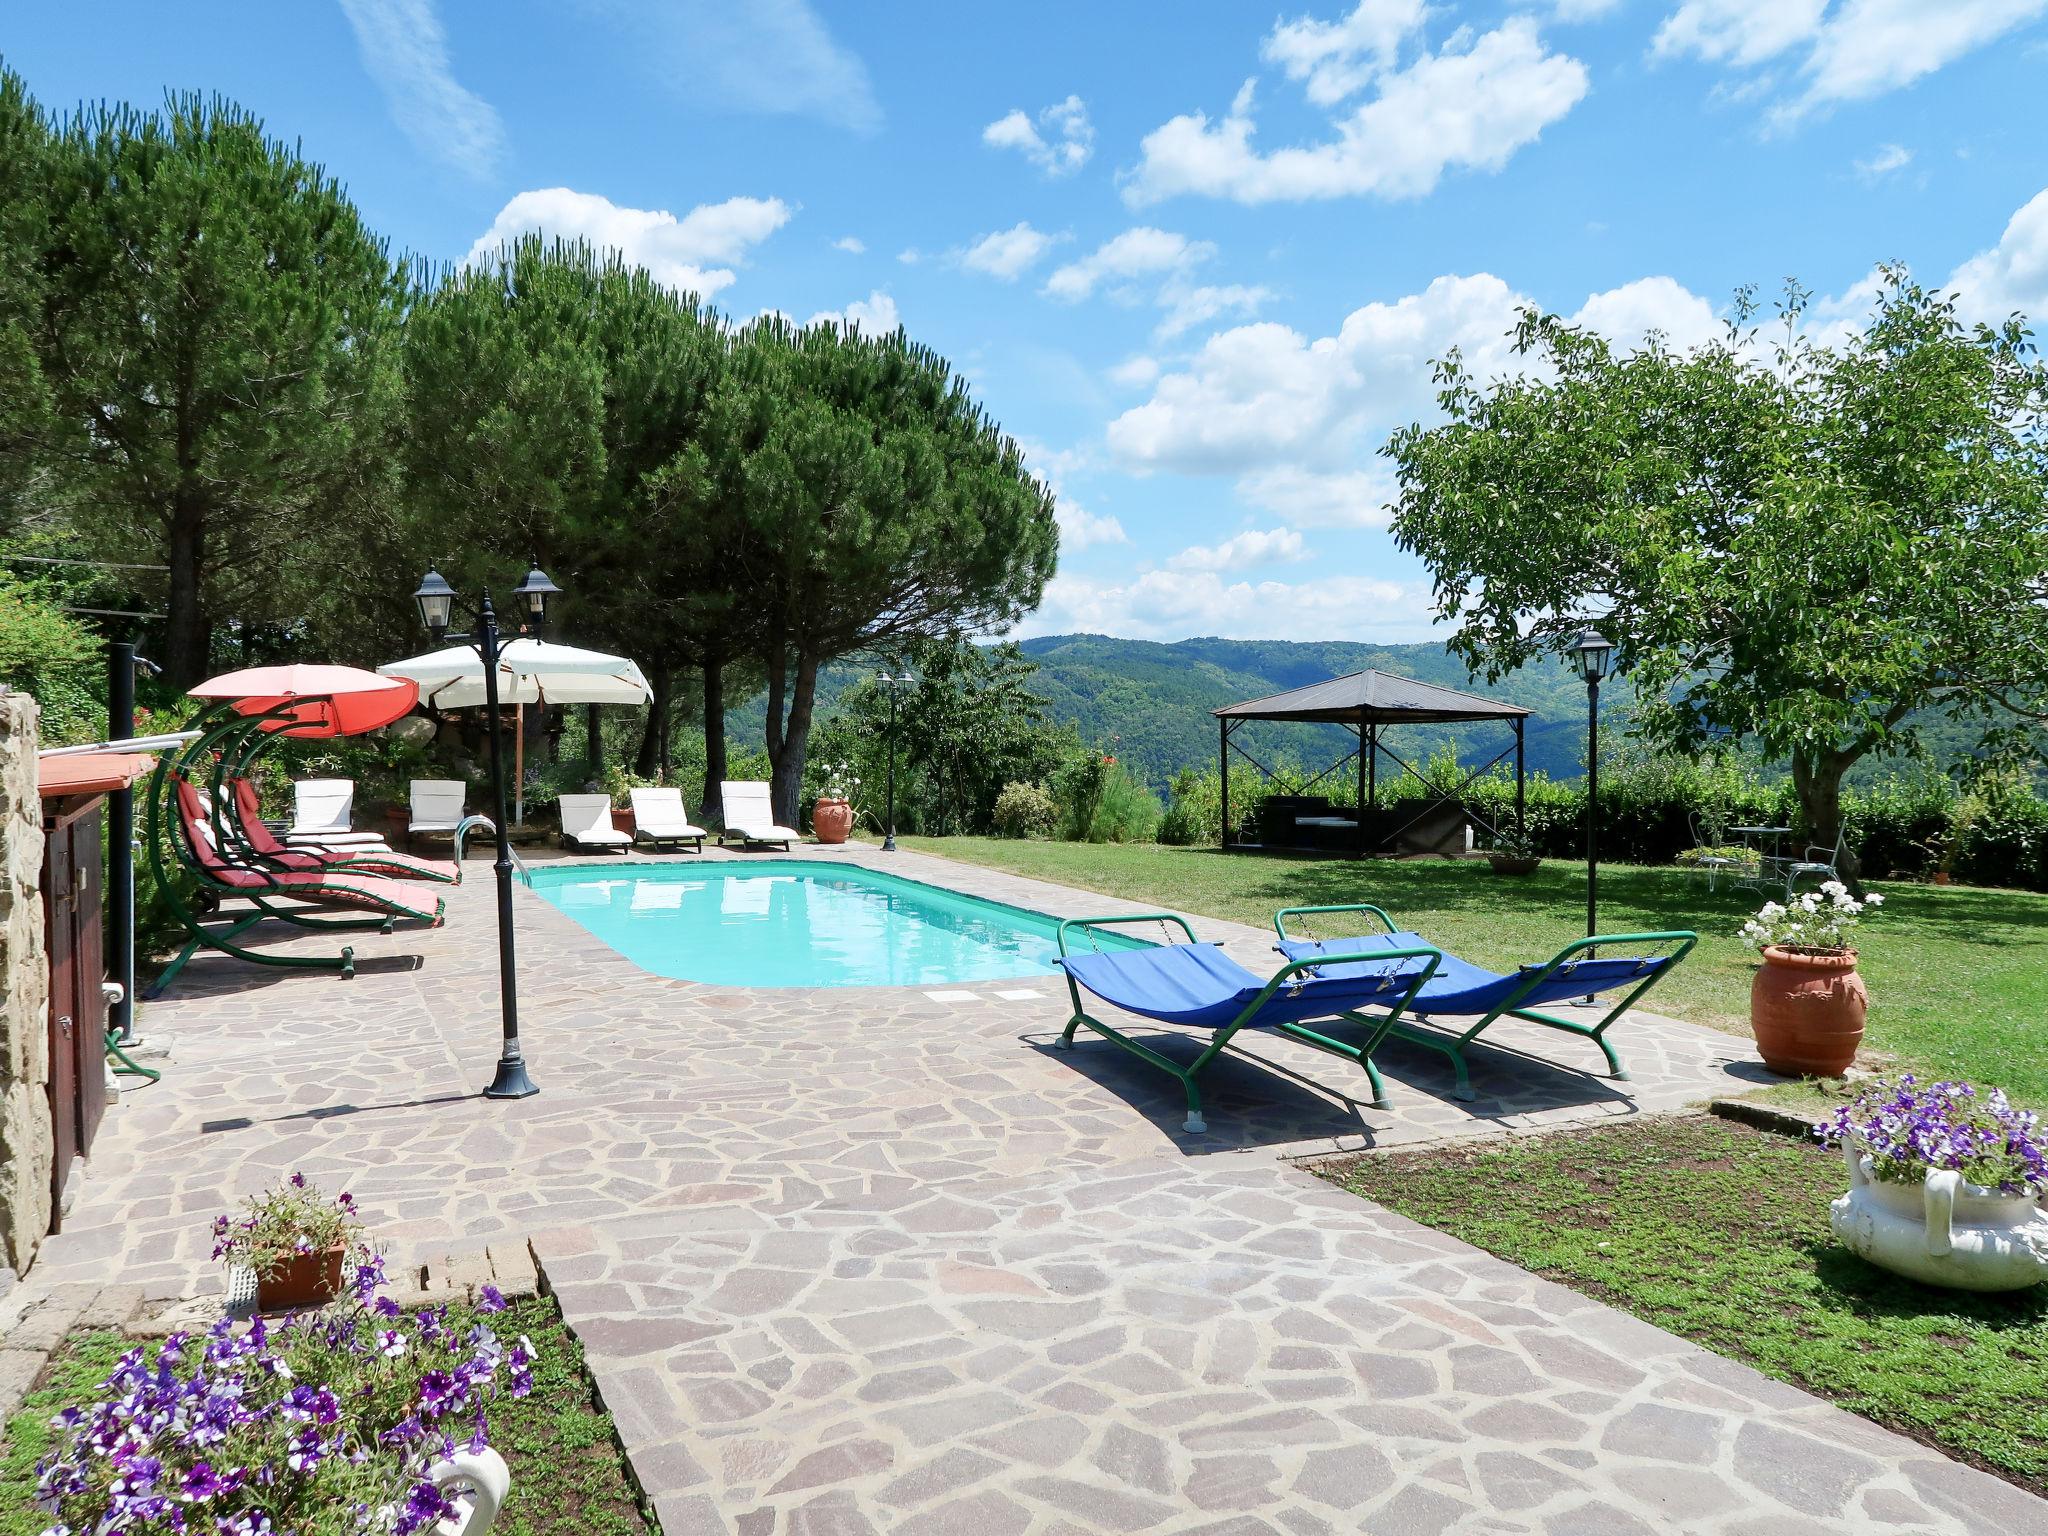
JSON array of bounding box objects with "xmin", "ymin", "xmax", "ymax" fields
[{"xmin": 25, "ymin": 842, "xmax": 2045, "ymax": 1533}]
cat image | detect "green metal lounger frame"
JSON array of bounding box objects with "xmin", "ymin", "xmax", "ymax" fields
[
  {"xmin": 1273, "ymin": 904, "xmax": 1699, "ymax": 1102},
  {"xmin": 1054, "ymin": 913, "xmax": 1444, "ymax": 1132},
  {"xmin": 142, "ymin": 701, "xmax": 407, "ymax": 997}
]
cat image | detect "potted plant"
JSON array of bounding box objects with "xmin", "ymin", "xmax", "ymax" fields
[
  {"xmin": 1740, "ymin": 880, "xmax": 1883, "ymax": 1077},
  {"xmin": 599, "ymin": 765, "xmax": 642, "ymax": 837},
  {"xmin": 1816, "ymin": 1076, "xmax": 2048, "ymax": 1291},
  {"xmin": 36, "ymin": 1221, "xmax": 534, "ymax": 1536},
  {"xmin": 813, "ymin": 761, "xmax": 858, "ymax": 845},
  {"xmin": 211, "ymin": 1171, "xmax": 366, "ymax": 1312},
  {"xmin": 1480, "ymin": 825, "xmax": 1542, "ymax": 876}
]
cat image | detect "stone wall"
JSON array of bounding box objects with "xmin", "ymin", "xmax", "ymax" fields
[{"xmin": 0, "ymin": 690, "xmax": 50, "ymax": 1286}]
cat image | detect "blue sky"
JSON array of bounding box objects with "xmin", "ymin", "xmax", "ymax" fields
[{"xmin": 11, "ymin": 1, "xmax": 2048, "ymax": 643}]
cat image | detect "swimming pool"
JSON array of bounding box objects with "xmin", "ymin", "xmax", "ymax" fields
[{"xmin": 524, "ymin": 860, "xmax": 1144, "ymax": 988}]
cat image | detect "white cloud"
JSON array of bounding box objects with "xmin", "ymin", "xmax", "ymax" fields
[
  {"xmin": 1108, "ymin": 356, "xmax": 1162, "ymax": 389},
  {"xmin": 1107, "ymin": 273, "xmax": 1530, "ymax": 474},
  {"xmin": 1653, "ymin": 0, "xmax": 1826, "ymax": 68},
  {"xmin": 1236, "ymin": 466, "xmax": 1398, "ymax": 528},
  {"xmin": 1949, "ymin": 185, "xmax": 2048, "ymax": 323},
  {"xmin": 1124, "ymin": 17, "xmax": 1588, "ymax": 206},
  {"xmin": 1014, "ymin": 568, "xmax": 1438, "ymax": 643},
  {"xmin": 1155, "ymin": 282, "xmax": 1276, "ymax": 339},
  {"xmin": 959, "ymin": 222, "xmax": 1062, "ymax": 281},
  {"xmin": 1056, "ymin": 501, "xmax": 1129, "ymax": 552},
  {"xmin": 1166, "ymin": 527, "xmax": 1308, "ymax": 571},
  {"xmin": 982, "ymin": 95, "xmax": 1095, "ymax": 176},
  {"xmin": 1554, "ymin": 0, "xmax": 1628, "ymax": 18},
  {"xmin": 1107, "ymin": 270, "xmax": 1722, "ymax": 476},
  {"xmin": 1018, "ymin": 438, "xmax": 1126, "ymax": 552},
  {"xmin": 338, "ymin": 0, "xmax": 504, "ymax": 176},
  {"xmin": 896, "ymin": 248, "xmax": 923, "ymax": 265},
  {"xmin": 592, "ymin": 0, "xmax": 879, "ymax": 132},
  {"xmin": 1799, "ymin": 0, "xmax": 2048, "ymax": 112},
  {"xmin": 1853, "ymin": 143, "xmax": 1912, "ymax": 180},
  {"xmin": 1654, "ymin": 0, "xmax": 2048, "ymax": 119},
  {"xmin": 1262, "ymin": 1, "xmax": 1429, "ymax": 106},
  {"xmin": 831, "ymin": 235, "xmax": 866, "ymax": 254},
  {"xmin": 466, "ymin": 189, "xmax": 790, "ymax": 296},
  {"xmin": 1045, "ymin": 228, "xmax": 1215, "ymax": 302},
  {"xmin": 807, "ymin": 290, "xmax": 901, "ymax": 333},
  {"xmin": 1569, "ymin": 275, "xmax": 1724, "ymax": 351}
]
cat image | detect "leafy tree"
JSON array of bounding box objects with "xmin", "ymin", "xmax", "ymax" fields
[
  {"xmin": 723, "ymin": 318, "xmax": 1059, "ymax": 823},
  {"xmin": 809, "ymin": 636, "xmax": 1079, "ymax": 834},
  {"xmin": 0, "ymin": 574, "xmax": 102, "ymax": 744},
  {"xmin": 396, "ymin": 237, "xmax": 729, "ymax": 776},
  {"xmin": 1388, "ymin": 273, "xmax": 2048, "ymax": 884},
  {"xmin": 35, "ymin": 93, "xmax": 403, "ymax": 686},
  {"xmin": 0, "ymin": 68, "xmax": 52, "ymax": 527}
]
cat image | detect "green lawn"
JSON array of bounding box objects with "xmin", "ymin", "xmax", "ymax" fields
[
  {"xmin": 0, "ymin": 1298, "xmax": 654, "ymax": 1536},
  {"xmin": 906, "ymin": 839, "xmax": 2048, "ymax": 1103},
  {"xmin": 1325, "ymin": 1117, "xmax": 2048, "ymax": 1493}
]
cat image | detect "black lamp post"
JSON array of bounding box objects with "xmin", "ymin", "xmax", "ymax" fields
[
  {"xmin": 877, "ymin": 669, "xmax": 915, "ymax": 852},
  {"xmin": 1567, "ymin": 627, "xmax": 1616, "ymax": 938},
  {"xmin": 412, "ymin": 560, "xmax": 561, "ymax": 1099}
]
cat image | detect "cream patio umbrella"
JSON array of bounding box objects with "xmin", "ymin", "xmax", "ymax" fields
[{"xmin": 379, "ymin": 637, "xmax": 653, "ymax": 823}]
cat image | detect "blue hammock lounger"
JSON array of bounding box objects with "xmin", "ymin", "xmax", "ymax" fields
[
  {"xmin": 1272, "ymin": 904, "xmax": 1698, "ymax": 1103},
  {"xmin": 1054, "ymin": 914, "xmax": 1444, "ymax": 1134}
]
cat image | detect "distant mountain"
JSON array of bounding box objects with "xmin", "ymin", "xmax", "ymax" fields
[
  {"xmin": 726, "ymin": 635, "xmax": 1607, "ymax": 790},
  {"xmin": 1011, "ymin": 635, "xmax": 1601, "ymax": 788},
  {"xmin": 722, "ymin": 633, "xmax": 2031, "ymax": 793}
]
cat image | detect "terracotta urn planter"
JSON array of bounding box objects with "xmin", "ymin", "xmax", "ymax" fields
[
  {"xmin": 613, "ymin": 806, "xmax": 636, "ymax": 837},
  {"xmin": 1750, "ymin": 945, "xmax": 1867, "ymax": 1076},
  {"xmin": 813, "ymin": 796, "xmax": 853, "ymax": 845},
  {"xmin": 1831, "ymin": 1143, "xmax": 2048, "ymax": 1292},
  {"xmin": 256, "ymin": 1244, "xmax": 347, "ymax": 1312}
]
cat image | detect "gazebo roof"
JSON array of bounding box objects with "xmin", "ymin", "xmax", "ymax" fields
[{"xmin": 1214, "ymin": 668, "xmax": 1530, "ymax": 726}]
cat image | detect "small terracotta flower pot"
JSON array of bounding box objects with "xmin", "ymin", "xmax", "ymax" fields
[
  {"xmin": 257, "ymin": 1245, "xmax": 347, "ymax": 1312},
  {"xmin": 813, "ymin": 797, "xmax": 853, "ymax": 845},
  {"xmin": 1751, "ymin": 945, "xmax": 1867, "ymax": 1077}
]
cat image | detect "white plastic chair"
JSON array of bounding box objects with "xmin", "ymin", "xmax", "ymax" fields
[
  {"xmin": 559, "ymin": 794, "xmax": 632, "ymax": 852},
  {"xmin": 284, "ymin": 779, "xmax": 389, "ymax": 852},
  {"xmin": 629, "ymin": 787, "xmax": 707, "ymax": 853},
  {"xmin": 718, "ymin": 781, "xmax": 799, "ymax": 850}
]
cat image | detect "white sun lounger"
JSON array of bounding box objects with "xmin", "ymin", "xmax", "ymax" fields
[
  {"xmin": 718, "ymin": 781, "xmax": 799, "ymax": 850},
  {"xmin": 629, "ymin": 787, "xmax": 706, "ymax": 853},
  {"xmin": 283, "ymin": 779, "xmax": 390, "ymax": 853},
  {"xmin": 407, "ymin": 779, "xmax": 468, "ymax": 843},
  {"xmin": 559, "ymin": 794, "xmax": 633, "ymax": 852}
]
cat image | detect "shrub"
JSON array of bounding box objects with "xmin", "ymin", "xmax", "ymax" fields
[
  {"xmin": 1054, "ymin": 750, "xmax": 1160, "ymax": 843},
  {"xmin": 1158, "ymin": 767, "xmax": 1219, "ymax": 846},
  {"xmin": 992, "ymin": 780, "xmax": 1058, "ymax": 839}
]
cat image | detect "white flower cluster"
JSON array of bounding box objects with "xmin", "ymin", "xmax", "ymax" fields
[{"xmin": 1740, "ymin": 879, "xmax": 1883, "ymax": 953}]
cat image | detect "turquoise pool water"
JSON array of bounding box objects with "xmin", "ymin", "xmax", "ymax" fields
[{"xmin": 524, "ymin": 860, "xmax": 1141, "ymax": 987}]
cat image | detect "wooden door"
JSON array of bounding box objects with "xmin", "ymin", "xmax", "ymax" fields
[
  {"xmin": 73, "ymin": 809, "xmax": 106, "ymax": 1155},
  {"xmin": 43, "ymin": 823, "xmax": 78, "ymax": 1223}
]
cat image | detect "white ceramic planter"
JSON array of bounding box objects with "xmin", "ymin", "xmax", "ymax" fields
[
  {"xmin": 1829, "ymin": 1144, "xmax": 2048, "ymax": 1292},
  {"xmin": 424, "ymin": 1448, "xmax": 511, "ymax": 1535}
]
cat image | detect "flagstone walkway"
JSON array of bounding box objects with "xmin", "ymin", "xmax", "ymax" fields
[{"xmin": 28, "ymin": 844, "xmax": 2045, "ymax": 1533}]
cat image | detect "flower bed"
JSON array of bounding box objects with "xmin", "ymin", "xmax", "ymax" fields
[{"xmin": 10, "ymin": 1175, "xmax": 656, "ymax": 1536}]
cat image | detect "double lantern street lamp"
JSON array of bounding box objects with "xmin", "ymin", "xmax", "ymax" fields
[
  {"xmin": 411, "ymin": 560, "xmax": 561, "ymax": 1100},
  {"xmin": 876, "ymin": 669, "xmax": 916, "ymax": 852},
  {"xmin": 1566, "ymin": 627, "xmax": 1616, "ymax": 939}
]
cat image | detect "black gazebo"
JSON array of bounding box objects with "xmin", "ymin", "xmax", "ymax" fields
[{"xmin": 1214, "ymin": 669, "xmax": 1530, "ymax": 857}]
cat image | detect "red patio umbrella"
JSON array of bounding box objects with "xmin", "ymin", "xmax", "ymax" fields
[{"xmin": 188, "ymin": 663, "xmax": 419, "ymax": 738}]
